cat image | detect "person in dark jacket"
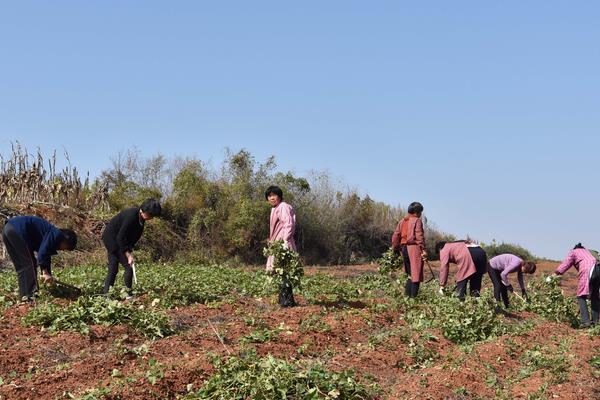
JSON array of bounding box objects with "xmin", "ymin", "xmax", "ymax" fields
[
  {"xmin": 2, "ymin": 216, "xmax": 77, "ymax": 300},
  {"xmin": 101, "ymin": 198, "xmax": 161, "ymax": 295}
]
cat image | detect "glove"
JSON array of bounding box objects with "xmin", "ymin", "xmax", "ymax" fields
[
  {"xmin": 505, "ymin": 284, "xmax": 514, "ymax": 293},
  {"xmin": 438, "ymin": 287, "xmax": 445, "ymax": 295},
  {"xmin": 522, "ymin": 291, "xmax": 530, "ymax": 303}
]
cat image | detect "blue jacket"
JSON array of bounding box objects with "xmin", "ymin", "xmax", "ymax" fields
[{"xmin": 6, "ymin": 216, "xmax": 64, "ymax": 274}]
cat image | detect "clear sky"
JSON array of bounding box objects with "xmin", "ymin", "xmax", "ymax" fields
[{"xmin": 1, "ymin": 1, "xmax": 599, "ymax": 259}]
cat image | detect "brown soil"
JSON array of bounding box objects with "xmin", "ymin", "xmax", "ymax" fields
[{"xmin": 0, "ymin": 264, "xmax": 598, "ymax": 400}]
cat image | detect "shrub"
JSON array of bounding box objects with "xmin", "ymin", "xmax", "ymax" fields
[
  {"xmin": 22, "ymin": 295, "xmax": 173, "ymax": 338},
  {"xmin": 483, "ymin": 240, "xmax": 535, "ymax": 261},
  {"xmin": 186, "ymin": 351, "xmax": 379, "ymax": 400}
]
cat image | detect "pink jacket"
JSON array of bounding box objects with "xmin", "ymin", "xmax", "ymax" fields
[
  {"xmin": 555, "ymin": 248, "xmax": 596, "ymax": 297},
  {"xmin": 266, "ymin": 201, "xmax": 297, "ymax": 270},
  {"xmin": 391, "ymin": 215, "xmax": 425, "ymax": 251},
  {"xmin": 439, "ymin": 242, "xmax": 476, "ymax": 286}
]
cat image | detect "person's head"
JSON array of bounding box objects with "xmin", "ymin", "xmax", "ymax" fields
[
  {"xmin": 435, "ymin": 241, "xmax": 446, "ymax": 255},
  {"xmin": 140, "ymin": 198, "xmax": 162, "ymax": 220},
  {"xmin": 407, "ymin": 201, "xmax": 424, "ymax": 217},
  {"xmin": 265, "ymin": 185, "xmax": 283, "ymax": 207},
  {"xmin": 521, "ymin": 261, "xmax": 536, "ymax": 274},
  {"xmin": 573, "ymin": 242, "xmax": 585, "ymax": 250},
  {"xmin": 58, "ymin": 229, "xmax": 77, "ymax": 251}
]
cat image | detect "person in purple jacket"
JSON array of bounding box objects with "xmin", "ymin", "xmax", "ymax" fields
[
  {"xmin": 553, "ymin": 243, "xmax": 599, "ymax": 328},
  {"xmin": 488, "ymin": 253, "xmax": 536, "ymax": 308},
  {"xmin": 2, "ymin": 216, "xmax": 77, "ymax": 300}
]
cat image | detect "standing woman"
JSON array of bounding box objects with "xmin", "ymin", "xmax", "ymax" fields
[
  {"xmin": 265, "ymin": 186, "xmax": 297, "ymax": 307},
  {"xmin": 392, "ymin": 202, "xmax": 427, "ymax": 298},
  {"xmin": 101, "ymin": 198, "xmax": 161, "ymax": 296},
  {"xmin": 436, "ymin": 241, "xmax": 476, "ymax": 301},
  {"xmin": 553, "ymin": 243, "xmax": 598, "ymax": 327},
  {"xmin": 488, "ymin": 254, "xmax": 536, "ymax": 308}
]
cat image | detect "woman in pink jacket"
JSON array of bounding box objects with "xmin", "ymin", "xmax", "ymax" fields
[
  {"xmin": 391, "ymin": 202, "xmax": 427, "ymax": 298},
  {"xmin": 553, "ymin": 243, "xmax": 599, "ymax": 327},
  {"xmin": 265, "ymin": 185, "xmax": 297, "ymax": 307},
  {"xmin": 436, "ymin": 241, "xmax": 477, "ymax": 301}
]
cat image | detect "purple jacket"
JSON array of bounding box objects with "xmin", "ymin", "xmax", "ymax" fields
[{"xmin": 489, "ymin": 254, "xmax": 526, "ymax": 292}]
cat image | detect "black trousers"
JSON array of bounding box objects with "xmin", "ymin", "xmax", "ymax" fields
[
  {"xmin": 2, "ymin": 223, "xmax": 38, "ymax": 298},
  {"xmin": 487, "ymin": 265, "xmax": 509, "ymax": 308},
  {"xmin": 580, "ymin": 268, "xmax": 600, "ymax": 325},
  {"xmin": 103, "ymin": 249, "xmax": 133, "ymax": 294},
  {"xmin": 590, "ymin": 268, "xmax": 600, "ymax": 324},
  {"xmin": 401, "ymin": 246, "xmax": 420, "ymax": 298},
  {"xmin": 279, "ymin": 275, "xmax": 296, "ymax": 307},
  {"xmin": 467, "ymin": 247, "xmax": 487, "ymax": 296},
  {"xmin": 455, "ymin": 279, "xmax": 468, "ymax": 301}
]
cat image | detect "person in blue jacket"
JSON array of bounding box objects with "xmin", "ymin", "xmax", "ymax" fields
[{"xmin": 2, "ymin": 216, "xmax": 77, "ymax": 300}]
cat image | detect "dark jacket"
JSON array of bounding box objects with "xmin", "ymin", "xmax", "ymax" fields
[
  {"xmin": 102, "ymin": 208, "xmax": 145, "ymax": 254},
  {"xmin": 6, "ymin": 216, "xmax": 64, "ymax": 273}
]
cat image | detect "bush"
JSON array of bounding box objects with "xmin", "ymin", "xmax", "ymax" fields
[
  {"xmin": 483, "ymin": 240, "xmax": 535, "ymax": 261},
  {"xmin": 22, "ymin": 295, "xmax": 173, "ymax": 338},
  {"xmin": 263, "ymin": 240, "xmax": 304, "ymax": 290},
  {"xmin": 186, "ymin": 351, "xmax": 379, "ymax": 400},
  {"xmin": 377, "ymin": 247, "xmax": 403, "ymax": 275},
  {"xmin": 515, "ymin": 275, "xmax": 580, "ymax": 327}
]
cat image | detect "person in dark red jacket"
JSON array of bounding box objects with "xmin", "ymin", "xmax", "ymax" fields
[
  {"xmin": 2, "ymin": 216, "xmax": 77, "ymax": 300},
  {"xmin": 101, "ymin": 198, "xmax": 161, "ymax": 295},
  {"xmin": 391, "ymin": 202, "xmax": 427, "ymax": 298}
]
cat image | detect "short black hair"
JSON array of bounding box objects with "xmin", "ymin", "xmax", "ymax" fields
[
  {"xmin": 407, "ymin": 202, "xmax": 424, "ymax": 214},
  {"xmin": 60, "ymin": 229, "xmax": 78, "ymax": 250},
  {"xmin": 573, "ymin": 243, "xmax": 585, "ymax": 249},
  {"xmin": 435, "ymin": 241, "xmax": 446, "ymax": 255},
  {"xmin": 140, "ymin": 198, "xmax": 162, "ymax": 217},
  {"xmin": 265, "ymin": 185, "xmax": 283, "ymax": 201},
  {"xmin": 523, "ymin": 261, "xmax": 536, "ymax": 274}
]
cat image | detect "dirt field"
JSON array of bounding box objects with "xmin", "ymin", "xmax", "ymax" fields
[{"xmin": 0, "ymin": 262, "xmax": 598, "ymax": 400}]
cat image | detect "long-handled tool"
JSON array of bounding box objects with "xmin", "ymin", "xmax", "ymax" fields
[
  {"xmin": 425, "ymin": 259, "xmax": 436, "ymax": 283},
  {"xmin": 131, "ymin": 262, "xmax": 137, "ymax": 286}
]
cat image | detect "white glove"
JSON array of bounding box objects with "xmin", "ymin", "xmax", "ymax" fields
[
  {"xmin": 282, "ymin": 242, "xmax": 289, "ymax": 250},
  {"xmin": 545, "ymin": 276, "xmax": 552, "ymax": 283},
  {"xmin": 438, "ymin": 287, "xmax": 444, "ymax": 295}
]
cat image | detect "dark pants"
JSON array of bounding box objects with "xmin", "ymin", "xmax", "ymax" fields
[
  {"xmin": 402, "ymin": 246, "xmax": 420, "ymax": 298},
  {"xmin": 467, "ymin": 247, "xmax": 488, "ymax": 297},
  {"xmin": 579, "ymin": 274, "xmax": 600, "ymax": 326},
  {"xmin": 590, "ymin": 265, "xmax": 600, "ymax": 325},
  {"xmin": 279, "ymin": 275, "xmax": 296, "ymax": 307},
  {"xmin": 487, "ymin": 264, "xmax": 509, "ymax": 308},
  {"xmin": 455, "ymin": 279, "xmax": 468, "ymax": 301},
  {"xmin": 103, "ymin": 249, "xmax": 133, "ymax": 294},
  {"xmin": 2, "ymin": 223, "xmax": 38, "ymax": 298}
]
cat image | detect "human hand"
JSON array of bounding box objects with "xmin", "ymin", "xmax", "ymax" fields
[{"xmin": 126, "ymin": 252, "xmax": 134, "ymax": 266}]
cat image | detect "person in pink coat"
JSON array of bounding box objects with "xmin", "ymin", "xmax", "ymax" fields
[
  {"xmin": 553, "ymin": 243, "xmax": 599, "ymax": 327},
  {"xmin": 265, "ymin": 185, "xmax": 297, "ymax": 307},
  {"xmin": 391, "ymin": 202, "xmax": 427, "ymax": 298},
  {"xmin": 436, "ymin": 241, "xmax": 477, "ymax": 301}
]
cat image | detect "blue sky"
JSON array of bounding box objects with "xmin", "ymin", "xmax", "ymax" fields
[{"xmin": 1, "ymin": 1, "xmax": 599, "ymax": 259}]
